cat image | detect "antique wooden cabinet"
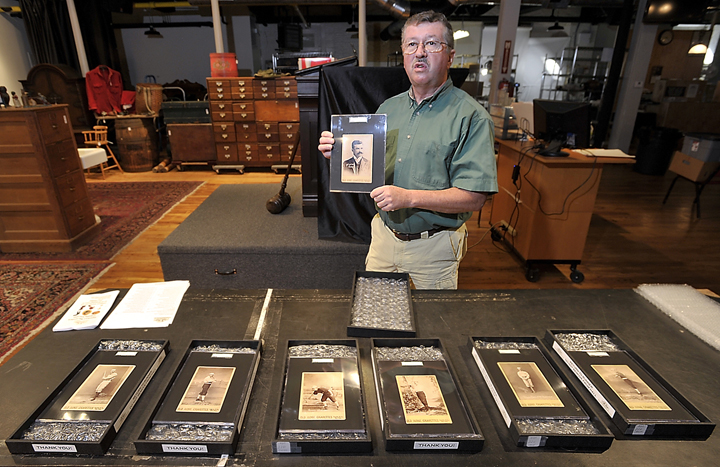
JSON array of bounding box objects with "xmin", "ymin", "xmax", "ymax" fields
[
  {"xmin": 0, "ymin": 105, "xmax": 100, "ymax": 252},
  {"xmin": 166, "ymin": 123, "xmax": 215, "ymax": 169},
  {"xmin": 206, "ymin": 76, "xmax": 300, "ymax": 173}
]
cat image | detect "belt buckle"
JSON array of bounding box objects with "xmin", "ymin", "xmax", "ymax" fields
[{"xmin": 420, "ymin": 231, "xmax": 429, "ymax": 239}]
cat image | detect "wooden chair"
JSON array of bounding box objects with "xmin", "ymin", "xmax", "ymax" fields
[{"xmin": 81, "ymin": 125, "xmax": 123, "ymax": 178}]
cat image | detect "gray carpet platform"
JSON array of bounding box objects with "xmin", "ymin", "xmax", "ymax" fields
[{"xmin": 158, "ymin": 179, "xmax": 369, "ymax": 289}]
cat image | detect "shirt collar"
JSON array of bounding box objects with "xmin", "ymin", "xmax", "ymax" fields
[{"xmin": 406, "ymin": 78, "xmax": 454, "ymax": 108}]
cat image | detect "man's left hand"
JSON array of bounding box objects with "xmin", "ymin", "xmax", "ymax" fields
[{"xmin": 371, "ymin": 185, "xmax": 409, "ymax": 212}]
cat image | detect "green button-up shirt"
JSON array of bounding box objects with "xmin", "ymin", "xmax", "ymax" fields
[{"xmin": 376, "ymin": 78, "xmax": 498, "ymax": 233}]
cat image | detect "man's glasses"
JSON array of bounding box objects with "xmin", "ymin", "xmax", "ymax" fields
[{"xmin": 401, "ymin": 40, "xmax": 448, "ymax": 55}]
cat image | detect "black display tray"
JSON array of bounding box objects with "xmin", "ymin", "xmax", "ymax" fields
[
  {"xmin": 6, "ymin": 339, "xmax": 168, "ymax": 455},
  {"xmin": 468, "ymin": 336, "xmax": 614, "ymax": 451},
  {"xmin": 545, "ymin": 329, "xmax": 715, "ymax": 439},
  {"xmin": 134, "ymin": 339, "xmax": 261, "ymax": 455},
  {"xmin": 272, "ymin": 339, "xmax": 372, "ymax": 454},
  {"xmin": 371, "ymin": 338, "xmax": 484, "ymax": 452},
  {"xmin": 347, "ymin": 271, "xmax": 416, "ymax": 338}
]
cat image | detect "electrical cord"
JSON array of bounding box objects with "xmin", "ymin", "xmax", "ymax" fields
[{"xmin": 522, "ymin": 152, "xmax": 600, "ymax": 217}]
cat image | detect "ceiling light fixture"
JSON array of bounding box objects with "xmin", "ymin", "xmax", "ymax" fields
[
  {"xmin": 454, "ymin": 29, "xmax": 470, "ymax": 40},
  {"xmin": 144, "ymin": 25, "xmax": 163, "ymax": 38}
]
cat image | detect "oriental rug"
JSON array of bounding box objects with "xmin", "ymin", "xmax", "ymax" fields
[
  {"xmin": 0, "ymin": 263, "xmax": 111, "ymax": 364},
  {"xmin": 0, "ymin": 181, "xmax": 202, "ymax": 261}
]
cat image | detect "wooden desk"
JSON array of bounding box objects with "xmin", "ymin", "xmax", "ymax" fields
[{"xmin": 489, "ymin": 139, "xmax": 633, "ymax": 282}]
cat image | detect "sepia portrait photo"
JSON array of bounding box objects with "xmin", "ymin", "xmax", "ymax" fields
[
  {"xmin": 176, "ymin": 366, "xmax": 235, "ymax": 414},
  {"xmin": 498, "ymin": 362, "xmax": 564, "ymax": 408},
  {"xmin": 62, "ymin": 364, "xmax": 135, "ymax": 412},
  {"xmin": 298, "ymin": 372, "xmax": 346, "ymax": 421},
  {"xmin": 396, "ymin": 374, "xmax": 452, "ymax": 424},
  {"xmin": 592, "ymin": 364, "xmax": 671, "ymax": 411},
  {"xmin": 340, "ymin": 134, "xmax": 373, "ymax": 184}
]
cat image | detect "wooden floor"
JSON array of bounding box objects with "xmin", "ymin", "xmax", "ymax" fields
[{"xmin": 81, "ymin": 164, "xmax": 720, "ymax": 294}]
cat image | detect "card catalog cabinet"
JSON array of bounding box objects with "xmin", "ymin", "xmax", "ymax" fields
[
  {"xmin": 207, "ymin": 77, "xmax": 300, "ymax": 170},
  {"xmin": 0, "ymin": 105, "xmax": 100, "ymax": 252}
]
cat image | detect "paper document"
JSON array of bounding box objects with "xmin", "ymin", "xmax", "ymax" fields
[
  {"xmin": 53, "ymin": 290, "xmax": 120, "ymax": 332},
  {"xmin": 576, "ymin": 148, "xmax": 634, "ymax": 158},
  {"xmin": 100, "ymin": 281, "xmax": 190, "ymax": 329}
]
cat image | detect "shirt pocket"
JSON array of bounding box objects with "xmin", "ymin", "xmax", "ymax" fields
[{"xmin": 411, "ymin": 141, "xmax": 453, "ymax": 189}]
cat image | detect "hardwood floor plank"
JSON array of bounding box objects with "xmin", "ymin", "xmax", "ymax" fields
[{"xmin": 86, "ymin": 165, "xmax": 720, "ymax": 293}]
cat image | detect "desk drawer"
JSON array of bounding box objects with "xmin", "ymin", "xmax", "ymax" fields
[
  {"xmin": 47, "ymin": 139, "xmax": 81, "ymax": 178},
  {"xmin": 56, "ymin": 170, "xmax": 87, "ymax": 207},
  {"xmin": 216, "ymin": 143, "xmax": 238, "ymax": 162}
]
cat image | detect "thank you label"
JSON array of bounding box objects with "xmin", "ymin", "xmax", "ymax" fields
[
  {"xmin": 32, "ymin": 444, "xmax": 77, "ymax": 453},
  {"xmin": 162, "ymin": 444, "xmax": 208, "ymax": 453},
  {"xmin": 413, "ymin": 441, "xmax": 459, "ymax": 450}
]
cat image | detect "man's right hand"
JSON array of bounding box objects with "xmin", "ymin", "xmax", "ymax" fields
[{"xmin": 318, "ymin": 131, "xmax": 335, "ymax": 160}]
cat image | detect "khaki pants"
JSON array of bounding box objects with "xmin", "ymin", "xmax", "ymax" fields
[{"xmin": 365, "ymin": 215, "xmax": 468, "ymax": 290}]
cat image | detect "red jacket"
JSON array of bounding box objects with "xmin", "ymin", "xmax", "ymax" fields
[{"xmin": 86, "ymin": 66, "xmax": 123, "ymax": 115}]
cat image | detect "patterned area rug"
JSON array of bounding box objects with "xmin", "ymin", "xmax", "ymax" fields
[
  {"xmin": 0, "ymin": 263, "xmax": 111, "ymax": 363},
  {"xmin": 0, "ymin": 181, "xmax": 202, "ymax": 261}
]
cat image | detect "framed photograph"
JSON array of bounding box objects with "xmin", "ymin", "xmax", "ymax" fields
[
  {"xmin": 176, "ymin": 366, "xmax": 236, "ymax": 414},
  {"xmin": 298, "ymin": 372, "xmax": 346, "ymax": 421},
  {"xmin": 278, "ymin": 356, "xmax": 365, "ymax": 433},
  {"xmin": 396, "ymin": 374, "xmax": 452, "ymax": 424},
  {"xmin": 377, "ymin": 360, "xmax": 475, "ymax": 436},
  {"xmin": 329, "ymin": 114, "xmax": 386, "ymax": 193},
  {"xmin": 61, "ymin": 364, "xmax": 135, "ymax": 412},
  {"xmin": 497, "ymin": 362, "xmax": 564, "ymax": 408},
  {"xmin": 592, "ymin": 364, "xmax": 671, "ymax": 411}
]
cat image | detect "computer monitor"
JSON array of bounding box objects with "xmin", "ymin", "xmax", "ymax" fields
[{"xmin": 533, "ymin": 99, "xmax": 591, "ymax": 156}]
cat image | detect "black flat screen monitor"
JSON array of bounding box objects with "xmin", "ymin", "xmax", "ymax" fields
[
  {"xmin": 643, "ymin": 0, "xmax": 709, "ymax": 24},
  {"xmin": 533, "ymin": 99, "xmax": 591, "ymax": 154}
]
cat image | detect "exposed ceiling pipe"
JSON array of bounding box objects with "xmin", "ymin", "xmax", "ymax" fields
[
  {"xmin": 375, "ymin": 0, "xmax": 472, "ymax": 41},
  {"xmin": 292, "ymin": 4, "xmax": 310, "ymax": 28}
]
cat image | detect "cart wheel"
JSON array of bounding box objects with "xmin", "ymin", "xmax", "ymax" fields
[
  {"xmin": 525, "ymin": 267, "xmax": 540, "ymax": 282},
  {"xmin": 570, "ymin": 270, "xmax": 585, "ymax": 284},
  {"xmin": 491, "ymin": 228, "xmax": 502, "ymax": 242}
]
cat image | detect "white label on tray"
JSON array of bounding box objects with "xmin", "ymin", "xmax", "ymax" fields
[
  {"xmin": 498, "ymin": 349, "xmax": 521, "ymax": 354},
  {"xmin": 275, "ymin": 441, "xmax": 292, "ymax": 453},
  {"xmin": 162, "ymin": 444, "xmax": 208, "ymax": 453},
  {"xmin": 526, "ymin": 436, "xmax": 543, "ymax": 448},
  {"xmin": 211, "ymin": 353, "xmax": 233, "ymax": 359},
  {"xmin": 401, "ymin": 361, "xmax": 424, "ymax": 366},
  {"xmin": 632, "ymin": 424, "xmax": 649, "ymax": 436},
  {"xmin": 586, "ymin": 351, "xmax": 609, "ymax": 357},
  {"xmin": 312, "ymin": 358, "xmax": 334, "ymax": 364},
  {"xmin": 349, "ymin": 116, "xmax": 369, "ymax": 123},
  {"xmin": 116, "ymin": 351, "xmax": 137, "ymax": 357},
  {"xmin": 32, "ymin": 444, "xmax": 77, "ymax": 453},
  {"xmin": 413, "ymin": 441, "xmax": 459, "ymax": 450}
]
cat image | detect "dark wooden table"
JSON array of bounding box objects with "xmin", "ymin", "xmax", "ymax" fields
[{"xmin": 1, "ymin": 288, "xmax": 718, "ymax": 466}]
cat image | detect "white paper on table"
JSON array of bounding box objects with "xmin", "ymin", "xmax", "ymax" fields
[
  {"xmin": 99, "ymin": 281, "xmax": 190, "ymax": 329},
  {"xmin": 53, "ymin": 290, "xmax": 120, "ymax": 332},
  {"xmin": 576, "ymin": 148, "xmax": 634, "ymax": 158}
]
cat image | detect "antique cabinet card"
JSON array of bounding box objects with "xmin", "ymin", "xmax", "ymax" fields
[
  {"xmin": 329, "ymin": 114, "xmax": 386, "ymax": 193},
  {"xmin": 592, "ymin": 364, "xmax": 671, "ymax": 411},
  {"xmin": 279, "ymin": 357, "xmax": 364, "ymax": 433},
  {"xmin": 176, "ymin": 366, "xmax": 236, "ymax": 414},
  {"xmin": 61, "ymin": 365, "xmax": 135, "ymax": 412},
  {"xmin": 497, "ymin": 362, "xmax": 564, "ymax": 408}
]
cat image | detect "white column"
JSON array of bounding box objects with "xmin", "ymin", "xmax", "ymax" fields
[
  {"xmin": 359, "ymin": 0, "xmax": 367, "ymax": 66},
  {"xmin": 608, "ymin": 0, "xmax": 657, "ymax": 152},
  {"xmin": 488, "ymin": 0, "xmax": 520, "ymax": 105},
  {"xmin": 211, "ymin": 0, "xmax": 224, "ymax": 53},
  {"xmin": 66, "ymin": 0, "xmax": 89, "ymax": 75}
]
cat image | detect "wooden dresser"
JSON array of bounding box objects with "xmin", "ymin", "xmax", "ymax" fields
[
  {"xmin": 206, "ymin": 76, "xmax": 300, "ymax": 173},
  {"xmin": 0, "ymin": 105, "xmax": 100, "ymax": 252}
]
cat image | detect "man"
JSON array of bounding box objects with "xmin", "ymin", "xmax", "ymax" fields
[
  {"xmin": 343, "ymin": 139, "xmax": 371, "ymax": 178},
  {"xmin": 91, "ymin": 368, "xmax": 118, "ymax": 401},
  {"xmin": 311, "ymin": 386, "xmax": 339, "ymax": 410},
  {"xmin": 517, "ymin": 367, "xmax": 535, "ymax": 393},
  {"xmin": 196, "ymin": 372, "xmax": 216, "ymax": 402},
  {"xmin": 319, "ymin": 11, "xmax": 497, "ymax": 289}
]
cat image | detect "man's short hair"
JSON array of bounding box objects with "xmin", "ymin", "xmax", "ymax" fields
[
  {"xmin": 351, "ymin": 140, "xmax": 362, "ymax": 148},
  {"xmin": 402, "ymin": 11, "xmax": 454, "ymax": 50}
]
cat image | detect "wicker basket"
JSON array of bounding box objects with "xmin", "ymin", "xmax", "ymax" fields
[{"xmin": 136, "ymin": 83, "xmax": 163, "ymax": 115}]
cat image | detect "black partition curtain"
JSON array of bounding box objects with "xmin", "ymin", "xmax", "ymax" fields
[
  {"xmin": 316, "ymin": 66, "xmax": 469, "ymax": 243},
  {"xmin": 19, "ymin": 0, "xmax": 122, "ymax": 76},
  {"xmin": 19, "ymin": 0, "xmax": 78, "ymax": 69}
]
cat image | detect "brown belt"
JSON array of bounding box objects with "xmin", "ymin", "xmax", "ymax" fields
[{"xmin": 392, "ymin": 227, "xmax": 446, "ymax": 241}]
